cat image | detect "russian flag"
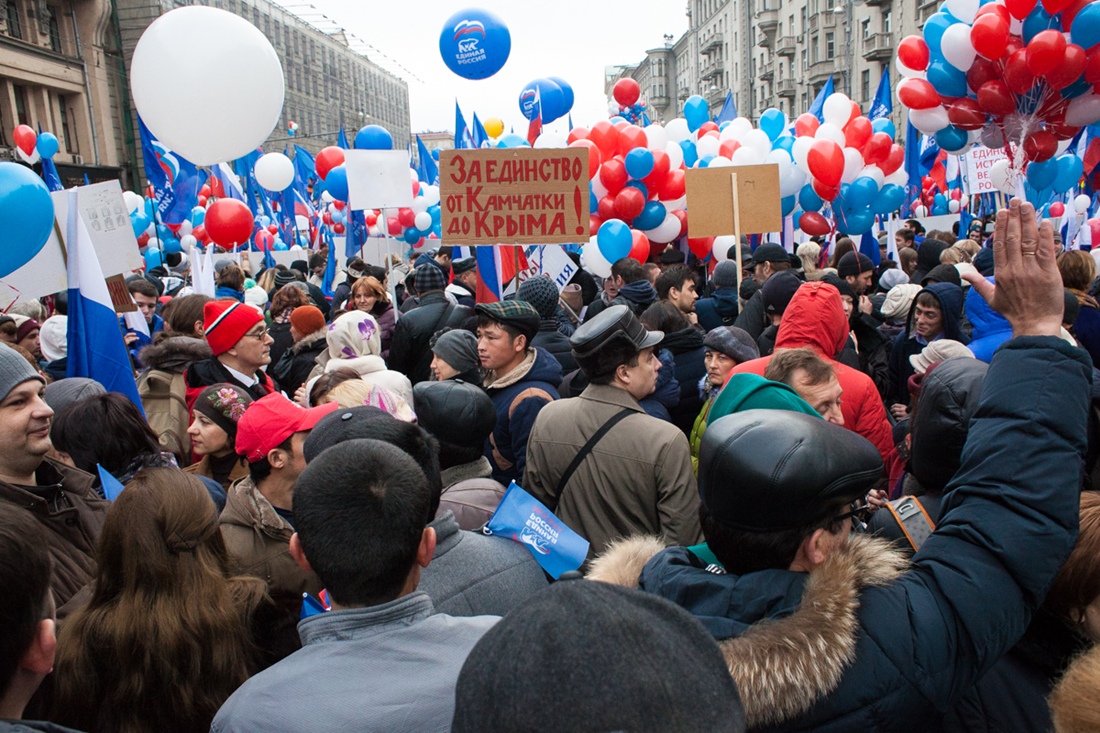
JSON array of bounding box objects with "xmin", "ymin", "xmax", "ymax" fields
[
  {"xmin": 526, "ymin": 86, "xmax": 543, "ymax": 147},
  {"xmin": 474, "ymin": 245, "xmax": 529, "ymax": 303},
  {"xmin": 63, "ymin": 190, "xmax": 144, "ymax": 412}
]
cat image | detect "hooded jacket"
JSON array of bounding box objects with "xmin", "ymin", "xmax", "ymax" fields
[
  {"xmin": 695, "ymin": 287, "xmax": 740, "ymax": 332},
  {"xmin": 662, "ymin": 327, "xmax": 707, "ymax": 434},
  {"xmin": 387, "ymin": 292, "xmax": 475, "ymax": 385},
  {"xmin": 586, "ymin": 280, "xmax": 657, "ymax": 322},
  {"xmin": 138, "ymin": 336, "xmax": 212, "ymax": 374},
  {"xmin": 966, "ymin": 281, "xmax": 1013, "ymax": 363},
  {"xmin": 887, "ymin": 282, "xmax": 967, "ymax": 407},
  {"xmin": 728, "ymin": 281, "xmax": 897, "ymax": 468},
  {"xmin": 483, "ymin": 347, "xmax": 562, "ymax": 484},
  {"xmin": 530, "ymin": 319, "xmax": 578, "ymax": 375},
  {"xmin": 909, "ymin": 239, "xmax": 949, "ymax": 285}
]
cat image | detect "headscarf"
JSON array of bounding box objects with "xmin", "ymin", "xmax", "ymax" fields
[{"xmin": 326, "ymin": 310, "xmax": 381, "ymax": 360}]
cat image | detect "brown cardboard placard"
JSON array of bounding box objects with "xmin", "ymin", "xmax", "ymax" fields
[
  {"xmin": 106, "ymin": 274, "xmax": 137, "ymax": 313},
  {"xmin": 684, "ymin": 164, "xmax": 782, "ymax": 237},
  {"xmin": 439, "ymin": 148, "xmax": 590, "ymax": 245}
]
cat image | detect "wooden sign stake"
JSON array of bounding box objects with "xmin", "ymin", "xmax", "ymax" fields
[{"xmin": 730, "ymin": 172, "xmax": 742, "ymax": 295}]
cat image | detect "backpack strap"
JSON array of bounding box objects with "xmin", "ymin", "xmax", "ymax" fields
[
  {"xmin": 550, "ymin": 408, "xmax": 634, "ymax": 511},
  {"xmin": 885, "ymin": 496, "xmax": 936, "ymax": 553}
]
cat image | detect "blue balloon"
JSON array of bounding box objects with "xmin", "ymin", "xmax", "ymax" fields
[
  {"xmin": 403, "ymin": 226, "xmax": 421, "ymax": 244},
  {"xmin": 547, "ymin": 76, "xmax": 574, "ymax": 116},
  {"xmin": 935, "ymin": 125, "xmax": 968, "ymax": 153},
  {"xmin": 161, "ymin": 236, "xmax": 182, "ymax": 254},
  {"xmin": 848, "ymin": 176, "xmax": 880, "ymax": 210},
  {"xmin": 625, "ymin": 148, "xmax": 655, "ymax": 179},
  {"xmin": 331, "ymin": 211, "xmax": 345, "ymax": 225},
  {"xmin": 1026, "ymin": 158, "xmax": 1058, "ymax": 190},
  {"xmin": 871, "ymin": 118, "xmax": 896, "ymax": 139},
  {"xmin": 519, "ymin": 78, "xmax": 567, "ymax": 122},
  {"xmin": 1062, "ymin": 77, "xmax": 1091, "ymax": 99},
  {"xmin": 772, "ymin": 135, "xmax": 795, "ymax": 154},
  {"xmin": 931, "ymin": 193, "xmax": 949, "ymax": 216},
  {"xmin": 923, "ymin": 13, "xmax": 955, "ymax": 56},
  {"xmin": 438, "ymin": 8, "xmax": 511, "ymax": 80},
  {"xmin": 0, "ymin": 162, "xmax": 54, "ymax": 277},
  {"xmin": 1073, "ymin": 3, "xmax": 1100, "ymax": 53},
  {"xmin": 432, "ymin": 148, "xmax": 441, "ymax": 161},
  {"xmin": 798, "ymin": 183, "xmax": 824, "ymax": 212},
  {"xmin": 497, "ymin": 133, "xmax": 529, "ymax": 148},
  {"xmin": 274, "ymin": 240, "xmax": 289, "ymax": 251},
  {"xmin": 143, "ymin": 248, "xmax": 164, "ymax": 270},
  {"xmin": 781, "ymin": 195, "xmax": 796, "ymax": 217},
  {"xmin": 355, "ymin": 125, "xmax": 393, "ymax": 150},
  {"xmin": 759, "ymin": 108, "xmax": 786, "ymax": 142},
  {"xmin": 590, "ymin": 188, "xmax": 599, "ymax": 213},
  {"xmin": 36, "ymin": 132, "xmax": 59, "ymax": 160},
  {"xmin": 624, "ymin": 180, "xmax": 649, "ymax": 198},
  {"xmin": 131, "ymin": 214, "xmax": 150, "ymax": 237},
  {"xmin": 679, "ymin": 139, "xmax": 698, "ymax": 168},
  {"xmin": 326, "ymin": 165, "xmax": 349, "ymax": 201},
  {"xmin": 926, "ymin": 59, "xmax": 968, "ymax": 98},
  {"xmin": 874, "ymin": 184, "xmax": 906, "ymax": 215},
  {"xmin": 1023, "ymin": 6, "xmax": 1057, "ymax": 43},
  {"xmin": 697, "ymin": 154, "xmax": 715, "ymax": 168},
  {"xmin": 634, "ymin": 201, "xmax": 667, "ymax": 230},
  {"xmin": 597, "ymin": 219, "xmax": 633, "ymax": 262},
  {"xmin": 1053, "ymin": 154, "xmax": 1084, "ymax": 193},
  {"xmin": 609, "ymin": 116, "xmax": 628, "ymax": 125},
  {"xmin": 683, "ymin": 95, "xmax": 709, "ymax": 132}
]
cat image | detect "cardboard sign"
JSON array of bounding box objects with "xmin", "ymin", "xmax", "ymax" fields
[
  {"xmin": 685, "ymin": 164, "xmax": 782, "ymax": 236},
  {"xmin": 439, "ymin": 148, "xmax": 590, "ymax": 245},
  {"xmin": 344, "ymin": 149, "xmax": 415, "ymax": 211}
]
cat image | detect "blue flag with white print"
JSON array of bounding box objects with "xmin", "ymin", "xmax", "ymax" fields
[{"xmin": 485, "ymin": 482, "xmax": 589, "ymax": 578}]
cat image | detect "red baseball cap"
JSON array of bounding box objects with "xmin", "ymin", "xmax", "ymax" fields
[{"xmin": 235, "ymin": 393, "xmax": 340, "ymax": 463}]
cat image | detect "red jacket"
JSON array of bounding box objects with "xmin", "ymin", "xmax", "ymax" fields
[{"xmin": 726, "ymin": 281, "xmax": 897, "ymax": 470}]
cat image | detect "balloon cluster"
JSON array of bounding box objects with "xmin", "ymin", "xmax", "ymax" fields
[
  {"xmin": 897, "ymin": 0, "xmax": 1100, "ymax": 183},
  {"xmin": 610, "ymin": 79, "xmax": 648, "ymax": 125},
  {"xmin": 11, "ymin": 125, "xmax": 59, "ymax": 165},
  {"xmin": 518, "ymin": 77, "xmax": 574, "ymax": 123}
]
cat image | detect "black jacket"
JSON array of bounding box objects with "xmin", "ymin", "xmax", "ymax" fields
[
  {"xmin": 271, "ymin": 330, "xmax": 326, "ymax": 399},
  {"xmin": 387, "ymin": 292, "xmax": 475, "ymax": 385},
  {"xmin": 268, "ymin": 320, "xmax": 294, "ymax": 369},
  {"xmin": 733, "ymin": 289, "xmax": 768, "ymax": 341},
  {"xmin": 661, "ymin": 328, "xmax": 706, "ymax": 434},
  {"xmin": 530, "ymin": 320, "xmax": 577, "ymax": 374}
]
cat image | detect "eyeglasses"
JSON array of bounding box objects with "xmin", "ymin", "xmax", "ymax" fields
[
  {"xmin": 834, "ymin": 501, "xmax": 874, "ymax": 531},
  {"xmin": 244, "ymin": 328, "xmax": 269, "ymax": 341}
]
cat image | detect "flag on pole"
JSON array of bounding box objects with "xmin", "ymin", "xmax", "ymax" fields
[
  {"xmin": 714, "ymin": 91, "xmax": 738, "ymax": 125},
  {"xmin": 526, "ymin": 87, "xmax": 543, "ymax": 147},
  {"xmin": 210, "ymin": 163, "xmax": 246, "ymax": 203},
  {"xmin": 416, "ymin": 135, "xmax": 439, "ymax": 185},
  {"xmin": 40, "ymin": 157, "xmax": 63, "ymax": 192},
  {"xmin": 321, "ymin": 227, "xmax": 337, "ymax": 297},
  {"xmin": 63, "ymin": 189, "xmax": 143, "ymax": 411},
  {"xmin": 807, "ymin": 77, "xmax": 835, "ymax": 122},
  {"xmin": 137, "ymin": 115, "xmax": 201, "ymax": 226},
  {"xmin": 475, "ymin": 245, "xmax": 530, "ymax": 303},
  {"xmin": 293, "ymin": 145, "xmax": 316, "ymax": 200},
  {"xmin": 337, "ymin": 126, "xmax": 350, "ymax": 150},
  {"xmin": 869, "ymin": 70, "xmax": 892, "ymax": 121},
  {"xmin": 471, "ymin": 113, "xmax": 489, "ymax": 148},
  {"xmin": 455, "ymin": 101, "xmax": 472, "ymax": 149}
]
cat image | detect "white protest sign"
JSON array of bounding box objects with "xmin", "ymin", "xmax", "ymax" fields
[
  {"xmin": 963, "ymin": 145, "xmax": 1015, "ymax": 195},
  {"xmin": 344, "ymin": 149, "xmax": 415, "ymax": 211},
  {"xmin": 535, "ymin": 245, "xmax": 578, "ymax": 293}
]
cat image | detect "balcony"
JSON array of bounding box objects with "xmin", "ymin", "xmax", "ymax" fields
[
  {"xmin": 862, "ymin": 32, "xmax": 894, "ymax": 61},
  {"xmin": 807, "ymin": 58, "xmax": 836, "ymax": 84},
  {"xmin": 865, "ymin": 0, "xmax": 890, "ymax": 7},
  {"xmin": 757, "ymin": 8, "xmax": 780, "ymax": 35},
  {"xmin": 776, "ymin": 78, "xmax": 796, "ymax": 97},
  {"xmin": 705, "ymin": 86, "xmax": 727, "ymax": 107},
  {"xmin": 759, "ymin": 61, "xmax": 774, "ymax": 81},
  {"xmin": 650, "ymin": 94, "xmax": 671, "ymax": 109},
  {"xmin": 701, "ymin": 32, "xmax": 724, "ymax": 52},
  {"xmin": 775, "ymin": 35, "xmax": 797, "ymax": 56},
  {"xmin": 807, "ymin": 13, "xmax": 837, "ymax": 32},
  {"xmin": 700, "ymin": 58, "xmax": 725, "ymax": 81}
]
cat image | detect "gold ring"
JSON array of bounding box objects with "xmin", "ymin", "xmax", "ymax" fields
[{"xmin": 1022, "ymin": 251, "xmax": 1037, "ymax": 256}]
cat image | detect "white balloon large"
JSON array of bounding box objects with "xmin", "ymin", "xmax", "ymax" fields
[
  {"xmin": 941, "ymin": 24, "xmax": 977, "ymax": 71},
  {"xmin": 822, "ymin": 93, "xmax": 852, "ymax": 128},
  {"xmin": 254, "ymin": 153, "xmax": 295, "ymax": 192},
  {"xmin": 1076, "ymin": 194, "xmax": 1092, "ymax": 213},
  {"xmin": 645, "ymin": 124, "xmax": 668, "ymax": 152},
  {"xmin": 989, "ymin": 158, "xmax": 1017, "ymax": 195},
  {"xmin": 123, "ymin": 191, "xmax": 145, "ymax": 214},
  {"xmin": 1066, "ymin": 94, "xmax": 1100, "ymax": 127},
  {"xmin": 664, "ymin": 118, "xmax": 691, "ymax": 143},
  {"xmin": 909, "ymin": 106, "xmax": 950, "ymax": 134},
  {"xmin": 581, "ymin": 237, "xmax": 612, "ymax": 278},
  {"xmin": 131, "ymin": 6, "xmax": 285, "ymax": 166},
  {"xmin": 944, "ymin": 0, "xmax": 979, "ymax": 23}
]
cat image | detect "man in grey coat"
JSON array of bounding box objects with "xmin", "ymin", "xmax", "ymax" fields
[{"xmin": 212, "ymin": 439, "xmax": 498, "ymax": 733}]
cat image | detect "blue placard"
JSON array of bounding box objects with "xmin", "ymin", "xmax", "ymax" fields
[{"xmin": 484, "ymin": 482, "xmax": 589, "ymax": 579}]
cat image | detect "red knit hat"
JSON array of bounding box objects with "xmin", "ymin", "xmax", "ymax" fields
[
  {"xmin": 289, "ymin": 305, "xmax": 326, "ymax": 336},
  {"xmin": 203, "ymin": 300, "xmax": 263, "ymax": 356}
]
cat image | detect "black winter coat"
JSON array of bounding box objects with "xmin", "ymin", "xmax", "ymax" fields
[
  {"xmin": 662, "ymin": 328, "xmax": 706, "ymax": 434},
  {"xmin": 387, "ymin": 292, "xmax": 475, "ymax": 385},
  {"xmin": 271, "ymin": 331, "xmax": 326, "ymax": 399},
  {"xmin": 531, "ymin": 320, "xmax": 577, "ymax": 374}
]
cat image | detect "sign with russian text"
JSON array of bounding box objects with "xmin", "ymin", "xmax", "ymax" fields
[
  {"xmin": 439, "ymin": 148, "xmax": 590, "ymax": 245},
  {"xmin": 963, "ymin": 145, "xmax": 1015, "ymax": 195}
]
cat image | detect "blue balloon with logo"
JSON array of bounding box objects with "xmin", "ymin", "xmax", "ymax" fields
[
  {"xmin": 597, "ymin": 219, "xmax": 632, "ymax": 262},
  {"xmin": 0, "ymin": 162, "xmax": 54, "ymax": 278},
  {"xmin": 355, "ymin": 125, "xmax": 393, "ymax": 150},
  {"xmin": 439, "ymin": 8, "xmax": 510, "ymax": 80},
  {"xmin": 326, "ymin": 165, "xmax": 349, "ymax": 201},
  {"xmin": 519, "ymin": 78, "xmax": 567, "ymax": 123},
  {"xmin": 548, "ymin": 76, "xmax": 574, "ymax": 115}
]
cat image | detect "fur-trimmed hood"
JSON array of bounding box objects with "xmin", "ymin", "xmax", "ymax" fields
[
  {"xmin": 290, "ymin": 329, "xmax": 326, "ymax": 356},
  {"xmin": 587, "ymin": 534, "xmax": 908, "ymax": 729},
  {"xmin": 137, "ymin": 336, "xmax": 212, "ymax": 374}
]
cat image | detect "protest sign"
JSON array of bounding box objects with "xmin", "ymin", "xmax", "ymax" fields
[
  {"xmin": 684, "ymin": 164, "xmax": 782, "ymax": 237},
  {"xmin": 439, "ymin": 148, "xmax": 590, "ymax": 245},
  {"xmin": 344, "ymin": 149, "xmax": 414, "ymax": 210},
  {"xmin": 963, "ymin": 145, "xmax": 1013, "ymax": 195}
]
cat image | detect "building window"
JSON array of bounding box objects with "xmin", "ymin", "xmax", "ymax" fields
[
  {"xmin": 5, "ymin": 0, "xmax": 21, "ymax": 39},
  {"xmin": 13, "ymin": 84, "xmax": 27, "ymax": 124},
  {"xmin": 788, "ymin": 15, "xmax": 794, "ymax": 33},
  {"xmin": 861, "ymin": 69, "xmax": 870, "ymax": 101},
  {"xmin": 810, "ymin": 36, "xmax": 818, "ymax": 63},
  {"xmin": 861, "ymin": 18, "xmax": 870, "ymax": 38},
  {"xmin": 47, "ymin": 6, "xmax": 61, "ymax": 52},
  {"xmin": 59, "ymin": 94, "xmax": 76, "ymax": 153},
  {"xmin": 883, "ymin": 10, "xmax": 892, "ymax": 32},
  {"xmin": 826, "ymin": 33, "xmax": 834, "ymax": 59},
  {"xmin": 801, "ymin": 49, "xmax": 808, "ymax": 69}
]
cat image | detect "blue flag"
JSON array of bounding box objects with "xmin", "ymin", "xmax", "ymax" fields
[
  {"xmin": 40, "ymin": 157, "xmax": 63, "ymax": 192},
  {"xmin": 293, "ymin": 145, "xmax": 316, "ymax": 200},
  {"xmin": 347, "ymin": 209, "xmax": 368, "ymax": 260},
  {"xmin": 97, "ymin": 464, "xmax": 125, "ymax": 501},
  {"xmin": 321, "ymin": 226, "xmax": 337, "ymax": 297},
  {"xmin": 715, "ymin": 90, "xmax": 738, "ymax": 124},
  {"xmin": 568, "ymin": 113, "xmax": 574, "ymax": 131},
  {"xmin": 455, "ymin": 100, "xmax": 471, "ymax": 149},
  {"xmin": 869, "ymin": 70, "xmax": 892, "ymax": 121},
  {"xmin": 337, "ymin": 126, "xmax": 350, "ymax": 150},
  {"xmin": 416, "ymin": 135, "xmax": 439, "ymax": 186},
  {"xmin": 485, "ymin": 482, "xmax": 589, "ymax": 579},
  {"xmin": 808, "ymin": 77, "xmax": 835, "ymax": 123},
  {"xmin": 641, "ymin": 111, "xmax": 652, "ymax": 126},
  {"xmin": 860, "ymin": 231, "xmax": 881, "ymax": 265},
  {"xmin": 904, "ymin": 121, "xmax": 923, "ymax": 217},
  {"xmin": 137, "ymin": 115, "xmax": 201, "ymax": 226},
  {"xmin": 471, "ymin": 113, "xmax": 489, "ymax": 149}
]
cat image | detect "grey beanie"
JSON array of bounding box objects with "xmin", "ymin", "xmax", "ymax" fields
[
  {"xmin": 430, "ymin": 329, "xmax": 480, "ymax": 374},
  {"xmin": 0, "ymin": 344, "xmax": 44, "ymax": 401},
  {"xmin": 703, "ymin": 326, "xmax": 760, "ymax": 364},
  {"xmin": 43, "ymin": 378, "xmax": 106, "ymax": 419},
  {"xmin": 712, "ymin": 260, "xmax": 739, "ymax": 288},
  {"xmin": 517, "ymin": 275, "xmax": 560, "ymax": 320}
]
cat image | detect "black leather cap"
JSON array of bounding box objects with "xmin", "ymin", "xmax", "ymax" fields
[
  {"xmin": 749, "ymin": 243, "xmax": 789, "ymax": 267},
  {"xmin": 699, "ymin": 410, "xmax": 883, "ymax": 531},
  {"xmin": 412, "ymin": 379, "xmax": 496, "ymax": 448},
  {"xmin": 569, "ymin": 304, "xmax": 662, "ymax": 359}
]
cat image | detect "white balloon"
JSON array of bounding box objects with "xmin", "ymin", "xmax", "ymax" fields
[
  {"xmin": 414, "ymin": 211, "xmax": 432, "ymax": 231},
  {"xmin": 731, "ymin": 146, "xmax": 765, "ymax": 166},
  {"xmin": 707, "ymin": 156, "xmax": 734, "ymax": 168},
  {"xmin": 321, "ymin": 190, "xmax": 334, "ymax": 203},
  {"xmin": 608, "ymin": 99, "xmax": 622, "ymax": 115},
  {"xmin": 913, "ymin": 205, "xmax": 929, "ymax": 217},
  {"xmin": 1057, "ymin": 137, "xmax": 1074, "ymax": 156},
  {"xmin": 814, "ymin": 123, "xmax": 846, "ymax": 146},
  {"xmin": 1066, "ymin": 94, "xmax": 1100, "ymax": 127},
  {"xmin": 664, "ymin": 141, "xmax": 684, "ymax": 170},
  {"xmin": 948, "ymin": 200, "xmax": 961, "ymax": 213},
  {"xmin": 645, "ymin": 124, "xmax": 668, "ymax": 152},
  {"xmin": 254, "ymin": 153, "xmax": 295, "ymax": 192},
  {"xmin": 884, "ymin": 168, "xmax": 909, "ymax": 187},
  {"xmin": 123, "ymin": 191, "xmax": 145, "ymax": 214},
  {"xmin": 1009, "ymin": 17, "xmax": 1023, "ymax": 35},
  {"xmin": 822, "ymin": 93, "xmax": 852, "ymax": 128},
  {"xmin": 841, "ymin": 148, "xmax": 864, "ymax": 184},
  {"xmin": 368, "ymin": 225, "xmax": 381, "ymax": 238},
  {"xmin": 410, "ymin": 196, "xmax": 429, "ymax": 214},
  {"xmin": 959, "ymin": 194, "xmax": 971, "ymax": 208},
  {"xmin": 712, "ymin": 235, "xmax": 738, "ymax": 261},
  {"xmin": 146, "ymin": 237, "xmax": 161, "ymax": 249},
  {"xmin": 662, "ymin": 195, "xmax": 688, "ymax": 210},
  {"xmin": 647, "ymin": 212, "xmax": 682, "ymax": 244},
  {"xmin": 944, "ymin": 0, "xmax": 979, "ymax": 23},
  {"xmin": 696, "ymin": 135, "xmax": 721, "ymax": 159},
  {"xmin": 792, "ymin": 136, "xmax": 814, "ymax": 169},
  {"xmin": 909, "ymin": 106, "xmax": 950, "ymax": 134},
  {"xmin": 989, "ymin": 158, "xmax": 1017, "ymax": 195},
  {"xmin": 177, "ymin": 220, "xmax": 193, "ymax": 237},
  {"xmin": 665, "ymin": 118, "xmax": 691, "ymax": 143},
  {"xmin": 897, "ymin": 59, "xmax": 922, "ymax": 78},
  {"xmin": 534, "ymin": 131, "xmax": 569, "ymax": 148},
  {"xmin": 725, "ymin": 117, "xmax": 754, "ymax": 142},
  {"xmin": 295, "ymin": 214, "xmax": 309, "ymax": 231},
  {"xmin": 941, "ymin": 24, "xmax": 977, "ymax": 71},
  {"xmin": 742, "ymin": 129, "xmax": 773, "ymax": 157},
  {"xmin": 780, "ymin": 166, "xmax": 807, "ymax": 198},
  {"xmin": 1076, "ymin": 194, "xmax": 1092, "ymax": 213},
  {"xmin": 859, "ymin": 165, "xmax": 885, "ymax": 188},
  {"xmin": 131, "ymin": 6, "xmax": 284, "ymax": 166},
  {"xmin": 591, "ymin": 174, "xmax": 609, "ymax": 200},
  {"xmin": 423, "ymin": 185, "xmax": 441, "ymax": 206},
  {"xmin": 179, "ymin": 234, "xmax": 197, "ymax": 249},
  {"xmin": 581, "ymin": 238, "xmax": 612, "ymax": 278}
]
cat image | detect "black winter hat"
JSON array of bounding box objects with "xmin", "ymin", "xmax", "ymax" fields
[
  {"xmin": 973, "ymin": 248, "xmax": 995, "ymax": 276},
  {"xmin": 922, "ymin": 263, "xmax": 962, "ymax": 287},
  {"xmin": 837, "ymin": 252, "xmax": 874, "ymax": 279},
  {"xmin": 452, "ymin": 580, "xmax": 746, "ymax": 733},
  {"xmin": 516, "ymin": 275, "xmax": 560, "ymax": 320},
  {"xmin": 761, "ymin": 270, "xmax": 802, "ymax": 315},
  {"xmin": 412, "ymin": 380, "xmax": 496, "ymax": 448}
]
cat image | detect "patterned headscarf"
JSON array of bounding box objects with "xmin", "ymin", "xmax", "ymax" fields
[
  {"xmin": 193, "ymin": 383, "xmax": 253, "ymax": 441},
  {"xmin": 326, "ymin": 310, "xmax": 381, "ymax": 360}
]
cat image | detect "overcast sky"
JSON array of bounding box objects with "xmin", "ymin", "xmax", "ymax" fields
[{"xmin": 301, "ymin": 0, "xmax": 690, "ymax": 135}]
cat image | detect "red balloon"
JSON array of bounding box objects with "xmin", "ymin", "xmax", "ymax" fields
[
  {"xmin": 1024, "ymin": 129, "xmax": 1058, "ymax": 162},
  {"xmin": 387, "ymin": 217, "xmax": 402, "ymax": 236},
  {"xmin": 618, "ymin": 125, "xmax": 648, "ymax": 157},
  {"xmin": 628, "ymin": 229, "xmax": 649, "ymax": 263},
  {"xmin": 332, "ymin": 222, "xmax": 345, "ymax": 235},
  {"xmin": 12, "ymin": 125, "xmax": 36, "ymax": 155},
  {"xmin": 1041, "ymin": 0, "xmax": 1075, "ymax": 13},
  {"xmin": 843, "ymin": 117, "xmax": 873, "ymax": 150},
  {"xmin": 947, "ymin": 97, "xmax": 987, "ymax": 130},
  {"xmin": 612, "ymin": 119, "xmax": 631, "ymax": 130},
  {"xmin": 688, "ymin": 236, "xmax": 714, "ymax": 259},
  {"xmin": 322, "ymin": 212, "xmax": 333, "ymax": 225},
  {"xmin": 882, "ymin": 145, "xmax": 905, "ymax": 176},
  {"xmin": 570, "ymin": 139, "xmax": 602, "ymax": 179},
  {"xmin": 1005, "ymin": 0, "xmax": 1037, "ymax": 19},
  {"xmin": 794, "ymin": 113, "xmax": 820, "ymax": 137},
  {"xmin": 862, "ymin": 132, "xmax": 892, "ymax": 165},
  {"xmin": 365, "ymin": 212, "xmax": 378, "ymax": 226},
  {"xmin": 848, "ymin": 102, "xmax": 862, "ymax": 127},
  {"xmin": 1027, "ymin": 30, "xmax": 1066, "ymax": 76},
  {"xmin": 977, "ymin": 80, "xmax": 1016, "ymax": 116},
  {"xmin": 267, "ymin": 224, "xmax": 278, "ymax": 235},
  {"xmin": 333, "ymin": 200, "xmax": 345, "ymax": 211},
  {"xmin": 898, "ymin": 35, "xmax": 930, "ymax": 71},
  {"xmin": 567, "ymin": 126, "xmax": 590, "ymax": 144},
  {"xmin": 967, "ymin": 57, "xmax": 1002, "ymax": 92},
  {"xmin": 197, "ymin": 196, "xmax": 208, "ymax": 208},
  {"xmin": 207, "ymin": 177, "xmax": 225, "ymax": 199},
  {"xmin": 597, "ymin": 195, "xmax": 616, "ymax": 220},
  {"xmin": 975, "ymin": 3, "xmax": 1011, "ymax": 22},
  {"xmin": 642, "ymin": 150, "xmax": 671, "ymax": 191},
  {"xmin": 1004, "ymin": 48, "xmax": 1035, "ymax": 94},
  {"xmin": 1049, "ymin": 201, "xmax": 1067, "ymax": 217},
  {"xmin": 799, "ymin": 212, "xmax": 832, "ymax": 236},
  {"xmin": 200, "ymin": 184, "xmax": 212, "ymax": 198},
  {"xmin": 1048, "ymin": 44, "xmax": 1086, "ymax": 90},
  {"xmin": 970, "ymin": 14, "xmax": 1010, "ymax": 60},
  {"xmin": 807, "ymin": 139, "xmax": 844, "ymax": 188},
  {"xmin": 696, "ymin": 121, "xmax": 719, "ymax": 138},
  {"xmin": 588, "ymin": 121, "xmax": 622, "ymax": 163},
  {"xmin": 192, "ymin": 225, "xmax": 206, "ymax": 241},
  {"xmin": 589, "ymin": 215, "xmax": 602, "ymax": 237},
  {"xmin": 1086, "ymin": 50, "xmax": 1100, "ymax": 84},
  {"xmin": 898, "ymin": 78, "xmax": 940, "ymax": 110},
  {"xmin": 599, "ymin": 157, "xmax": 629, "ymax": 193},
  {"xmin": 613, "ymin": 187, "xmax": 646, "ymax": 221},
  {"xmin": 719, "ymin": 138, "xmax": 742, "ymax": 158},
  {"xmin": 672, "ymin": 209, "xmax": 688, "ymax": 236},
  {"xmin": 205, "ymin": 199, "xmax": 254, "ymax": 247},
  {"xmin": 137, "ymin": 232, "xmax": 150, "ymax": 248},
  {"xmin": 812, "ymin": 178, "xmax": 841, "ymax": 202},
  {"xmin": 398, "ymin": 208, "xmax": 416, "ymax": 227},
  {"xmin": 661, "ymin": 169, "xmax": 686, "ymax": 200},
  {"xmin": 253, "ymin": 229, "xmax": 273, "ymax": 251},
  {"xmin": 613, "ymin": 78, "xmax": 641, "ymax": 107}
]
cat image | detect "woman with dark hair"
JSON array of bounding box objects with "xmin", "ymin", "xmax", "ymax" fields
[
  {"xmin": 350, "ymin": 275, "xmax": 395, "ymax": 357},
  {"xmin": 215, "ymin": 264, "xmax": 246, "ymax": 303},
  {"xmin": 52, "ymin": 467, "xmax": 267, "ymax": 733},
  {"xmin": 267, "ymin": 284, "xmax": 310, "ymax": 368},
  {"xmin": 185, "ymin": 384, "xmax": 252, "ymax": 491},
  {"xmin": 641, "ymin": 300, "xmax": 706, "ymax": 433},
  {"xmin": 828, "ymin": 237, "xmax": 857, "ymax": 269}
]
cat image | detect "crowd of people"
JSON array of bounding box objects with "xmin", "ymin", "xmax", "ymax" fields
[{"xmin": 2, "ymin": 200, "xmax": 1100, "ymax": 732}]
